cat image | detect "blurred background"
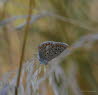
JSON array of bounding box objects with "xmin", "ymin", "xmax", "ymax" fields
[{"xmin": 0, "ymin": 0, "xmax": 98, "ymax": 95}]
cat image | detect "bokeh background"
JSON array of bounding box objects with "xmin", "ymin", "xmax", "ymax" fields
[{"xmin": 0, "ymin": 0, "xmax": 98, "ymax": 95}]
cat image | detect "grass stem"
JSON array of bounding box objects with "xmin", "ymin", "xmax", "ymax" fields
[{"xmin": 15, "ymin": 0, "xmax": 34, "ymax": 95}]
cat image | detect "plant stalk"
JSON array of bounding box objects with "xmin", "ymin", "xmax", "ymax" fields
[{"xmin": 15, "ymin": 0, "xmax": 33, "ymax": 95}]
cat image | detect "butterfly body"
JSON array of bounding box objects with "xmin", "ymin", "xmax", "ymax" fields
[{"xmin": 38, "ymin": 41, "xmax": 68, "ymax": 65}]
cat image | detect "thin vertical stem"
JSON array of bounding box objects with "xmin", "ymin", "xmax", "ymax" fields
[{"xmin": 15, "ymin": 0, "xmax": 34, "ymax": 95}]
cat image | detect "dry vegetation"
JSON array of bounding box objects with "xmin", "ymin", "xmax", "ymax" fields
[{"xmin": 0, "ymin": 0, "xmax": 98, "ymax": 95}]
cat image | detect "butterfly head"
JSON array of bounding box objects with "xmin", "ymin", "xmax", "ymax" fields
[{"xmin": 38, "ymin": 55, "xmax": 48, "ymax": 65}]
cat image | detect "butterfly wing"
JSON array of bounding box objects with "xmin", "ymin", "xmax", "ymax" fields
[
  {"xmin": 38, "ymin": 41, "xmax": 53, "ymax": 64},
  {"xmin": 46, "ymin": 42, "xmax": 68, "ymax": 61},
  {"xmin": 38, "ymin": 41, "xmax": 68, "ymax": 64}
]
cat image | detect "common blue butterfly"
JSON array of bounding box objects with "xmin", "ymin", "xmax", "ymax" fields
[{"xmin": 38, "ymin": 41, "xmax": 68, "ymax": 65}]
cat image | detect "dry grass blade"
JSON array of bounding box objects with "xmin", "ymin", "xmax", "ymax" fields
[
  {"xmin": 15, "ymin": 0, "xmax": 33, "ymax": 95},
  {"xmin": 0, "ymin": 11, "xmax": 97, "ymax": 33},
  {"xmin": 49, "ymin": 33, "xmax": 98, "ymax": 64}
]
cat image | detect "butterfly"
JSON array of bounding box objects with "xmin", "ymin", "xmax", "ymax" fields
[{"xmin": 38, "ymin": 41, "xmax": 69, "ymax": 65}]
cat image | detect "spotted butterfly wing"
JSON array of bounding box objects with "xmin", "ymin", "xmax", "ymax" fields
[{"xmin": 38, "ymin": 41, "xmax": 68, "ymax": 65}]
